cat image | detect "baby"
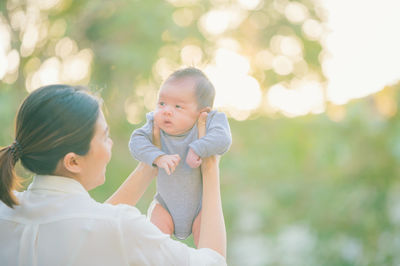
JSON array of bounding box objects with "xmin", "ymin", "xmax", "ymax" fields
[{"xmin": 129, "ymin": 67, "xmax": 232, "ymax": 245}]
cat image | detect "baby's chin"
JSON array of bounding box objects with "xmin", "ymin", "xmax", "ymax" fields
[{"xmin": 160, "ymin": 126, "xmax": 187, "ymax": 136}]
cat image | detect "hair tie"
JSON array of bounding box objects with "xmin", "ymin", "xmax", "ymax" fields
[{"xmin": 10, "ymin": 140, "xmax": 23, "ymax": 163}]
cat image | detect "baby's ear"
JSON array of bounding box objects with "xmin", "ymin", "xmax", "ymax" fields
[{"xmin": 199, "ymin": 106, "xmax": 211, "ymax": 113}]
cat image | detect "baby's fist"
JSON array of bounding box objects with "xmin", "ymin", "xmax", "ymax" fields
[
  {"xmin": 186, "ymin": 148, "xmax": 202, "ymax": 168},
  {"xmin": 154, "ymin": 154, "xmax": 180, "ymax": 175}
]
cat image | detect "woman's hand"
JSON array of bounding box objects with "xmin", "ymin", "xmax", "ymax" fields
[
  {"xmin": 197, "ymin": 111, "xmax": 226, "ymax": 258},
  {"xmin": 197, "ymin": 111, "xmax": 208, "ymax": 138},
  {"xmin": 152, "ymin": 120, "xmax": 161, "ymax": 149},
  {"xmin": 105, "ymin": 122, "xmax": 162, "ymax": 206}
]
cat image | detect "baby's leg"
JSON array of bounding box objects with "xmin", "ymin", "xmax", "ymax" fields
[
  {"xmin": 150, "ymin": 203, "xmax": 174, "ymax": 236},
  {"xmin": 192, "ymin": 211, "xmax": 202, "ymax": 247}
]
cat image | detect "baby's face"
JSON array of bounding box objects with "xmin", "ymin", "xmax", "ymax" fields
[{"xmin": 154, "ymin": 78, "xmax": 200, "ymax": 136}]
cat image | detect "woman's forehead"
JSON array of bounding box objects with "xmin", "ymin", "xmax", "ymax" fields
[{"xmin": 96, "ymin": 111, "xmax": 108, "ymax": 131}]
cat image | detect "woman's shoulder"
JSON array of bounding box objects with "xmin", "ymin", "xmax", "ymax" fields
[{"xmin": 82, "ymin": 199, "xmax": 143, "ymax": 221}]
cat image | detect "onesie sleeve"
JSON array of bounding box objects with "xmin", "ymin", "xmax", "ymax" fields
[
  {"xmin": 189, "ymin": 111, "xmax": 232, "ymax": 158},
  {"xmin": 129, "ymin": 112, "xmax": 165, "ymax": 166}
]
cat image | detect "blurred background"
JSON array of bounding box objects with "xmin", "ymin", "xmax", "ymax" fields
[{"xmin": 1, "ymin": 0, "xmax": 400, "ymax": 265}]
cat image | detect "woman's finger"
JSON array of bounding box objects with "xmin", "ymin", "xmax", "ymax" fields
[
  {"xmin": 152, "ymin": 120, "xmax": 161, "ymax": 148},
  {"xmin": 197, "ymin": 112, "xmax": 208, "ymax": 138}
]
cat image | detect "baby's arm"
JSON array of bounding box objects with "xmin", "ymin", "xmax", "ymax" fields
[
  {"xmin": 187, "ymin": 111, "xmax": 232, "ymax": 165},
  {"xmin": 130, "ymin": 113, "xmax": 181, "ymax": 174},
  {"xmin": 129, "ymin": 112, "xmax": 166, "ymax": 166},
  {"xmin": 186, "ymin": 148, "xmax": 202, "ymax": 168}
]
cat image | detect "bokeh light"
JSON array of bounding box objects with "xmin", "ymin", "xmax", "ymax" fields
[
  {"xmin": 302, "ymin": 19, "xmax": 323, "ymax": 41},
  {"xmin": 237, "ymin": 0, "xmax": 262, "ymax": 10},
  {"xmin": 172, "ymin": 8, "xmax": 194, "ymax": 27},
  {"xmin": 180, "ymin": 45, "xmax": 203, "ymax": 65},
  {"xmin": 272, "ymin": 55, "xmax": 293, "ymax": 76},
  {"xmin": 284, "ymin": 1, "xmax": 308, "ymax": 24},
  {"xmin": 205, "ymin": 48, "xmax": 262, "ymax": 120},
  {"xmin": 267, "ymin": 79, "xmax": 324, "ymax": 117}
]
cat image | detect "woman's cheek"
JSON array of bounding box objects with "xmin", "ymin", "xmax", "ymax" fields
[{"xmin": 106, "ymin": 141, "xmax": 112, "ymax": 163}]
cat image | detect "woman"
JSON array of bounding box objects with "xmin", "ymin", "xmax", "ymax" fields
[{"xmin": 0, "ymin": 85, "xmax": 226, "ymax": 265}]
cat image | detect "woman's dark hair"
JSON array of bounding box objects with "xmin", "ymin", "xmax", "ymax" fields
[{"xmin": 0, "ymin": 84, "xmax": 100, "ymax": 208}]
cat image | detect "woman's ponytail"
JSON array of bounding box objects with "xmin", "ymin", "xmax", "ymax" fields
[
  {"xmin": 0, "ymin": 145, "xmax": 21, "ymax": 208},
  {"xmin": 0, "ymin": 85, "xmax": 99, "ymax": 208}
]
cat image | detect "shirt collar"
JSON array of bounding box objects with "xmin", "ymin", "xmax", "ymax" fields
[{"xmin": 28, "ymin": 175, "xmax": 89, "ymax": 197}]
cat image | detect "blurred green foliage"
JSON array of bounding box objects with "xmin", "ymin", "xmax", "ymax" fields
[{"xmin": 1, "ymin": 0, "xmax": 400, "ymax": 265}]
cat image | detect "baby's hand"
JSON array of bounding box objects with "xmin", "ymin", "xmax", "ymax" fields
[
  {"xmin": 186, "ymin": 148, "xmax": 202, "ymax": 168},
  {"xmin": 154, "ymin": 154, "xmax": 180, "ymax": 175}
]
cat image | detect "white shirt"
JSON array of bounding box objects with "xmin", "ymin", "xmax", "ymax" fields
[{"xmin": 0, "ymin": 175, "xmax": 226, "ymax": 266}]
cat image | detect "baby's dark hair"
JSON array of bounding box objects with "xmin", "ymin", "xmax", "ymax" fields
[{"xmin": 166, "ymin": 67, "xmax": 215, "ymax": 109}]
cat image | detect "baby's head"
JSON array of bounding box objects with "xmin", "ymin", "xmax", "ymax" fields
[{"xmin": 154, "ymin": 67, "xmax": 215, "ymax": 135}]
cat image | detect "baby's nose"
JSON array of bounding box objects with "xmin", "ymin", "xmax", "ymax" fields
[{"xmin": 163, "ymin": 106, "xmax": 172, "ymax": 115}]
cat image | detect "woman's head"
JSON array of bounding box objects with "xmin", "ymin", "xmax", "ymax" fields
[{"xmin": 0, "ymin": 84, "xmax": 112, "ymax": 208}]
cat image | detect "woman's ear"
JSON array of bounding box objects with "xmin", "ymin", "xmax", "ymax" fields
[{"xmin": 62, "ymin": 152, "xmax": 82, "ymax": 174}]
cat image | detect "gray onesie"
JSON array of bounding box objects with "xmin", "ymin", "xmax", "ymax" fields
[{"xmin": 129, "ymin": 110, "xmax": 232, "ymax": 239}]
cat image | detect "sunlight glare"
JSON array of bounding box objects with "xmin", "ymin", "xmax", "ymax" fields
[
  {"xmin": 180, "ymin": 45, "xmax": 203, "ymax": 65},
  {"xmin": 272, "ymin": 55, "xmax": 293, "ymax": 76},
  {"xmin": 55, "ymin": 37, "xmax": 78, "ymax": 59},
  {"xmin": 21, "ymin": 24, "xmax": 39, "ymax": 57},
  {"xmin": 7, "ymin": 49, "xmax": 20, "ymax": 74},
  {"xmin": 237, "ymin": 0, "xmax": 262, "ymax": 10},
  {"xmin": 62, "ymin": 49, "xmax": 93, "ymax": 83},
  {"xmin": 322, "ymin": 0, "xmax": 400, "ymax": 104},
  {"xmin": 204, "ymin": 48, "xmax": 262, "ymax": 120},
  {"xmin": 0, "ymin": 22, "xmax": 11, "ymax": 52},
  {"xmin": 27, "ymin": 57, "xmax": 61, "ymax": 92},
  {"xmin": 199, "ymin": 10, "xmax": 230, "ymax": 36},
  {"xmin": 199, "ymin": 8, "xmax": 246, "ymax": 37},
  {"xmin": 0, "ymin": 51, "xmax": 7, "ymax": 80},
  {"xmin": 302, "ymin": 19, "xmax": 323, "ymax": 41},
  {"xmin": 153, "ymin": 57, "xmax": 179, "ymax": 80},
  {"xmin": 33, "ymin": 0, "xmax": 62, "ymax": 10},
  {"xmin": 38, "ymin": 57, "xmax": 61, "ymax": 85},
  {"xmin": 10, "ymin": 9, "xmax": 26, "ymax": 31},
  {"xmin": 215, "ymin": 48, "xmax": 250, "ymax": 74},
  {"xmin": 216, "ymin": 38, "xmax": 241, "ymax": 52},
  {"xmin": 267, "ymin": 80, "xmax": 324, "ymax": 117},
  {"xmin": 280, "ymin": 36, "xmax": 302, "ymax": 58}
]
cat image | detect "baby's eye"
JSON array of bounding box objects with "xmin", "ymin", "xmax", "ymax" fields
[
  {"xmin": 159, "ymin": 102, "xmax": 165, "ymax": 106},
  {"xmin": 175, "ymin": 105, "xmax": 182, "ymax": 109}
]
